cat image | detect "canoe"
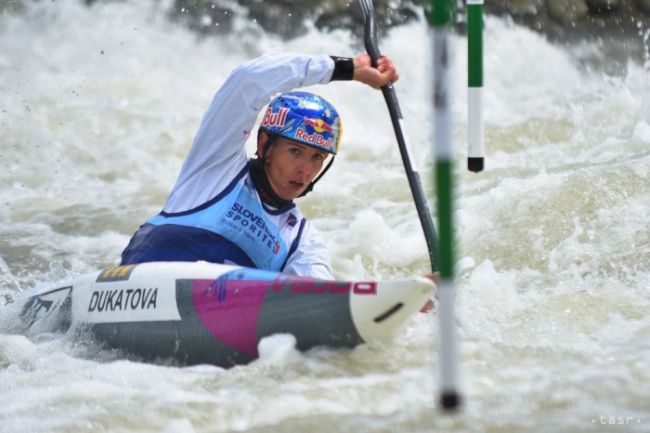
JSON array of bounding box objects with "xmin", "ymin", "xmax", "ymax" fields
[{"xmin": 14, "ymin": 261, "xmax": 434, "ymax": 366}]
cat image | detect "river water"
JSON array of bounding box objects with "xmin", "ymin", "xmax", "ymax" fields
[{"xmin": 1, "ymin": 1, "xmax": 648, "ymax": 432}]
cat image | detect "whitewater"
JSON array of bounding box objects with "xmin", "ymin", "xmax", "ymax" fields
[{"xmin": 0, "ymin": 1, "xmax": 648, "ymax": 432}]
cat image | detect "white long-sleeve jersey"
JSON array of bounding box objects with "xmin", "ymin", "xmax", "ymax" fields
[{"xmin": 160, "ymin": 53, "xmax": 337, "ymax": 280}]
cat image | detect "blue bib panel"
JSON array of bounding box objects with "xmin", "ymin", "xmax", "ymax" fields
[{"xmin": 121, "ymin": 166, "xmax": 303, "ymax": 271}]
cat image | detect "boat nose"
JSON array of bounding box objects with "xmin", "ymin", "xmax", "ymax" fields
[{"xmin": 350, "ymin": 277, "xmax": 436, "ymax": 342}]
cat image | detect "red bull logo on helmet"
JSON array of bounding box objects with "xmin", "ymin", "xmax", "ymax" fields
[
  {"xmin": 294, "ymin": 128, "xmax": 335, "ymax": 151},
  {"xmin": 295, "ymin": 117, "xmax": 337, "ymax": 152},
  {"xmin": 261, "ymin": 107, "xmax": 289, "ymax": 128},
  {"xmin": 303, "ymin": 118, "xmax": 334, "ymax": 135}
]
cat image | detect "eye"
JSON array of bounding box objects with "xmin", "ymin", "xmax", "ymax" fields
[
  {"xmin": 288, "ymin": 146, "xmax": 302, "ymax": 155},
  {"xmin": 313, "ymin": 153, "xmax": 326, "ymax": 162}
]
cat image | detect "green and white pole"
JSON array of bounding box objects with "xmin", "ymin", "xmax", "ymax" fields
[
  {"xmin": 429, "ymin": 0, "xmax": 462, "ymax": 411},
  {"xmin": 467, "ymin": 0, "xmax": 484, "ymax": 172}
]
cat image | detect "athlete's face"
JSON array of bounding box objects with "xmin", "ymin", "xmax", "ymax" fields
[{"xmin": 258, "ymin": 133, "xmax": 329, "ymax": 200}]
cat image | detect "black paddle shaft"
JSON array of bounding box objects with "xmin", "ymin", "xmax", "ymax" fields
[{"xmin": 359, "ymin": 0, "xmax": 440, "ymax": 273}]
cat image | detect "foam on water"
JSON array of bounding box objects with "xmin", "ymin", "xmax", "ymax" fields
[{"xmin": 1, "ymin": 1, "xmax": 649, "ymax": 432}]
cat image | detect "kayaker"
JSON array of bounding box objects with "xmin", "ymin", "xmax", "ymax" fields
[{"xmin": 121, "ymin": 52, "xmax": 399, "ymax": 280}]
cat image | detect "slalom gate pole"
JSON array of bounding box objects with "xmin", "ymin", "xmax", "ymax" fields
[
  {"xmin": 467, "ymin": 0, "xmax": 484, "ymax": 172},
  {"xmin": 428, "ymin": 0, "xmax": 462, "ymax": 411}
]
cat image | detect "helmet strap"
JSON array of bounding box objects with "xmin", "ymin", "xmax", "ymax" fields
[
  {"xmin": 250, "ymin": 131, "xmax": 293, "ymax": 209},
  {"xmin": 298, "ymin": 156, "xmax": 335, "ymax": 197},
  {"xmin": 248, "ymin": 158, "xmax": 294, "ymax": 209}
]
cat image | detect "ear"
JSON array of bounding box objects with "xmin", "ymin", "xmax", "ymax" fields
[{"xmin": 257, "ymin": 130, "xmax": 269, "ymax": 156}]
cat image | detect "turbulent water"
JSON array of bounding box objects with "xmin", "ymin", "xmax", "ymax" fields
[{"xmin": 1, "ymin": 1, "xmax": 649, "ymax": 432}]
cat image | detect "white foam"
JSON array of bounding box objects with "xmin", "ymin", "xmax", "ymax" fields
[
  {"xmin": 256, "ymin": 333, "xmax": 300, "ymax": 365},
  {"xmin": 1, "ymin": 2, "xmax": 649, "ymax": 432}
]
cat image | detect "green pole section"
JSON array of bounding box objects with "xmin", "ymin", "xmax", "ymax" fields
[
  {"xmin": 428, "ymin": 0, "xmax": 453, "ymax": 25},
  {"xmin": 436, "ymin": 162, "xmax": 454, "ymax": 280},
  {"xmin": 428, "ymin": 0, "xmax": 462, "ymax": 412},
  {"xmin": 467, "ymin": 0, "xmax": 483, "ymax": 87},
  {"xmin": 467, "ymin": 0, "xmax": 484, "ymax": 172}
]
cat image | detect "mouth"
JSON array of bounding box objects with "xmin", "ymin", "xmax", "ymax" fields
[{"xmin": 288, "ymin": 180, "xmax": 305, "ymax": 192}]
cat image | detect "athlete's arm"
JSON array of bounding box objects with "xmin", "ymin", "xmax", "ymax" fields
[
  {"xmin": 164, "ymin": 53, "xmax": 336, "ymax": 213},
  {"xmin": 282, "ymin": 223, "xmax": 334, "ymax": 280}
]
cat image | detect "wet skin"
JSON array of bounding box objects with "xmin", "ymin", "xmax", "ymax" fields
[{"xmin": 257, "ymin": 132, "xmax": 330, "ymax": 201}]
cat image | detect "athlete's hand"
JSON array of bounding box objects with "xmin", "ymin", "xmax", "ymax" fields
[
  {"xmin": 419, "ymin": 273, "xmax": 438, "ymax": 313},
  {"xmin": 353, "ymin": 54, "xmax": 399, "ymax": 89}
]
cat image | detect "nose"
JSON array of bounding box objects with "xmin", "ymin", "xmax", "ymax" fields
[{"xmin": 296, "ymin": 158, "xmax": 317, "ymax": 179}]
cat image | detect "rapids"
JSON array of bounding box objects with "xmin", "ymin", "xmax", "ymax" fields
[{"xmin": 0, "ymin": 1, "xmax": 648, "ymax": 432}]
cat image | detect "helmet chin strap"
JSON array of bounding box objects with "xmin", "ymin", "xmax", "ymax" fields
[
  {"xmin": 298, "ymin": 156, "xmax": 335, "ymax": 197},
  {"xmin": 248, "ymin": 158, "xmax": 293, "ymax": 209},
  {"xmin": 248, "ymin": 132, "xmax": 292, "ymax": 209}
]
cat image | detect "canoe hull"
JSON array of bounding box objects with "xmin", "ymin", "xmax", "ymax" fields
[{"xmin": 16, "ymin": 262, "xmax": 434, "ymax": 366}]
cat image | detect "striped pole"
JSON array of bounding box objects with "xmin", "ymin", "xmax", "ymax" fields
[
  {"xmin": 467, "ymin": 0, "xmax": 484, "ymax": 172},
  {"xmin": 428, "ymin": 0, "xmax": 462, "ymax": 411}
]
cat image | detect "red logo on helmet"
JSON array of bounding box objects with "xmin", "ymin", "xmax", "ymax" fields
[
  {"xmin": 295, "ymin": 128, "xmax": 334, "ymax": 150},
  {"xmin": 304, "ymin": 118, "xmax": 334, "ymax": 134},
  {"xmin": 261, "ymin": 107, "xmax": 289, "ymax": 128}
]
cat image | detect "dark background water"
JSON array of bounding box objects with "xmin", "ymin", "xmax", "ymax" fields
[{"xmin": 2, "ymin": 0, "xmax": 648, "ymax": 71}]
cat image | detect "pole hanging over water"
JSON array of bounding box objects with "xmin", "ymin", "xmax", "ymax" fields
[
  {"xmin": 428, "ymin": 0, "xmax": 462, "ymax": 411},
  {"xmin": 467, "ymin": 0, "xmax": 484, "ymax": 172}
]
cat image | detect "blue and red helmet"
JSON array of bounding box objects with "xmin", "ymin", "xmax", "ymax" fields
[{"xmin": 260, "ymin": 91, "xmax": 342, "ymax": 155}]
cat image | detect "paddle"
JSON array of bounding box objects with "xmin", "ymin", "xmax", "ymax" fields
[{"xmin": 357, "ymin": 0, "xmax": 439, "ymax": 274}]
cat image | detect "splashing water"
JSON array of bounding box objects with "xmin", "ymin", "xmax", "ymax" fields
[{"xmin": 0, "ymin": 1, "xmax": 648, "ymax": 432}]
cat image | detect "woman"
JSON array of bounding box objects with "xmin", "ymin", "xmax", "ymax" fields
[{"xmin": 121, "ymin": 52, "xmax": 399, "ymax": 280}]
